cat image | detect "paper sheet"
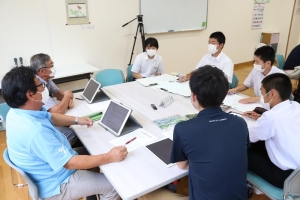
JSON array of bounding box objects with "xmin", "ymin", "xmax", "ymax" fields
[
  {"xmin": 86, "ymin": 100, "xmax": 111, "ymax": 112},
  {"xmin": 136, "ymin": 74, "xmax": 178, "ymax": 87},
  {"xmin": 162, "ymin": 129, "xmax": 174, "ymax": 141},
  {"xmin": 228, "ymin": 112, "xmax": 256, "ymax": 129},
  {"xmin": 223, "ymin": 94, "xmax": 261, "ymax": 112},
  {"xmin": 109, "ymin": 129, "xmax": 157, "ymax": 152},
  {"xmin": 153, "ymin": 81, "xmax": 191, "ymax": 97}
]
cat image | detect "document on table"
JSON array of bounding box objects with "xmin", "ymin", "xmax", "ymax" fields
[
  {"xmin": 136, "ymin": 74, "xmax": 178, "ymax": 87},
  {"xmin": 86, "ymin": 100, "xmax": 111, "ymax": 113},
  {"xmin": 228, "ymin": 111, "xmax": 256, "ymax": 128},
  {"xmin": 223, "ymin": 94, "xmax": 261, "ymax": 112},
  {"xmin": 109, "ymin": 128, "xmax": 157, "ymax": 152},
  {"xmin": 153, "ymin": 81, "xmax": 191, "ymax": 97},
  {"xmin": 146, "ymin": 138, "xmax": 175, "ymax": 167}
]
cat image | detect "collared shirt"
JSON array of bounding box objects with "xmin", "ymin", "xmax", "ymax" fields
[
  {"xmin": 244, "ymin": 66, "xmax": 285, "ymax": 96},
  {"xmin": 6, "ymin": 107, "xmax": 76, "ymax": 198},
  {"xmin": 249, "ymin": 100, "xmax": 300, "ymax": 170},
  {"xmin": 171, "ymin": 107, "xmax": 249, "ymax": 200},
  {"xmin": 131, "ymin": 52, "xmax": 164, "ymax": 77},
  {"xmin": 194, "ymin": 52, "xmax": 234, "ymax": 83},
  {"xmin": 37, "ymin": 76, "xmax": 59, "ymax": 110}
]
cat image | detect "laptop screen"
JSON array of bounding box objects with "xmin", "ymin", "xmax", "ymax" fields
[
  {"xmin": 100, "ymin": 101, "xmax": 132, "ymax": 136},
  {"xmin": 81, "ymin": 78, "xmax": 101, "ymax": 104}
]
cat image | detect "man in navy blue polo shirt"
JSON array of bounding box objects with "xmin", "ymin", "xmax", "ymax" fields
[{"xmin": 139, "ymin": 65, "xmax": 249, "ymax": 200}]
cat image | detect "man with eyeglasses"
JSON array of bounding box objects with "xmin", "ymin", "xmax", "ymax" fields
[
  {"xmin": 30, "ymin": 53, "xmax": 77, "ymax": 145},
  {"xmin": 2, "ymin": 66, "xmax": 127, "ymax": 200}
]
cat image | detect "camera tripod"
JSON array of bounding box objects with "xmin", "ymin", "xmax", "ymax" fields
[{"xmin": 122, "ymin": 15, "xmax": 146, "ymax": 66}]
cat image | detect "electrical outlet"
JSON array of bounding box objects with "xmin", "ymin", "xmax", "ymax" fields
[{"xmin": 82, "ymin": 24, "xmax": 94, "ymax": 30}]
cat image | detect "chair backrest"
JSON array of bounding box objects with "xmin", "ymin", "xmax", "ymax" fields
[
  {"xmin": 284, "ymin": 166, "xmax": 300, "ymax": 199},
  {"xmin": 275, "ymin": 54, "xmax": 285, "ymax": 69},
  {"xmin": 95, "ymin": 69, "xmax": 125, "ymax": 88},
  {"xmin": 229, "ymin": 74, "xmax": 239, "ymax": 89},
  {"xmin": 3, "ymin": 148, "xmax": 40, "ymax": 200},
  {"xmin": 0, "ymin": 103, "xmax": 10, "ymax": 121},
  {"xmin": 126, "ymin": 65, "xmax": 134, "ymax": 82},
  {"xmin": 0, "ymin": 103, "xmax": 10, "ymax": 130}
]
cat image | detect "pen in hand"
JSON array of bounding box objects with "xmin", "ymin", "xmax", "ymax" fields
[
  {"xmin": 124, "ymin": 137, "xmax": 136, "ymax": 146},
  {"xmin": 75, "ymin": 97, "xmax": 84, "ymax": 100}
]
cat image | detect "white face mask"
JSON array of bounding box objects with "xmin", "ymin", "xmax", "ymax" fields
[
  {"xmin": 49, "ymin": 67, "xmax": 56, "ymax": 77},
  {"xmin": 146, "ymin": 49, "xmax": 156, "ymax": 57},
  {"xmin": 208, "ymin": 44, "xmax": 218, "ymax": 54},
  {"xmin": 35, "ymin": 87, "xmax": 50, "ymax": 104},
  {"xmin": 260, "ymin": 91, "xmax": 273, "ymax": 110},
  {"xmin": 254, "ymin": 64, "xmax": 268, "ymax": 73}
]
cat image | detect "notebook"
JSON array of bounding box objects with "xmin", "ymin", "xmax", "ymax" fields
[
  {"xmin": 81, "ymin": 78, "xmax": 110, "ymax": 104},
  {"xmin": 98, "ymin": 100, "xmax": 142, "ymax": 137}
]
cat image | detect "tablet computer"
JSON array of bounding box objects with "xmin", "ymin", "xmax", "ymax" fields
[
  {"xmin": 99, "ymin": 101, "xmax": 132, "ymax": 137},
  {"xmin": 81, "ymin": 78, "xmax": 101, "ymax": 104}
]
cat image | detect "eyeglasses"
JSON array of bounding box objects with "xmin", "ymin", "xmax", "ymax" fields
[{"xmin": 35, "ymin": 82, "xmax": 45, "ymax": 88}]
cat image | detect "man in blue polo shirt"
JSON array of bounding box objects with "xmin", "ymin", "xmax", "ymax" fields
[
  {"xmin": 2, "ymin": 67, "xmax": 127, "ymax": 200},
  {"xmin": 139, "ymin": 65, "xmax": 249, "ymax": 200}
]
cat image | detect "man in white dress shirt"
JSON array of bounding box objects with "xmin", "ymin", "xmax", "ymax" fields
[
  {"xmin": 131, "ymin": 37, "xmax": 164, "ymax": 80},
  {"xmin": 228, "ymin": 46, "xmax": 284, "ymax": 104},
  {"xmin": 243, "ymin": 73, "xmax": 300, "ymax": 188},
  {"xmin": 179, "ymin": 31, "xmax": 233, "ymax": 84}
]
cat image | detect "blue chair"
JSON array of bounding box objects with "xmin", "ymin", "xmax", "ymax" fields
[
  {"xmin": 3, "ymin": 148, "xmax": 40, "ymax": 200},
  {"xmin": 0, "ymin": 103, "xmax": 10, "ymax": 130},
  {"xmin": 95, "ymin": 69, "xmax": 125, "ymax": 88},
  {"xmin": 276, "ymin": 54, "xmax": 285, "ymax": 69},
  {"xmin": 126, "ymin": 65, "xmax": 134, "ymax": 82},
  {"xmin": 229, "ymin": 74, "xmax": 239, "ymax": 89},
  {"xmin": 247, "ymin": 168, "xmax": 300, "ymax": 200}
]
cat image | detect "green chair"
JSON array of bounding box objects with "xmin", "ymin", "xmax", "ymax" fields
[
  {"xmin": 126, "ymin": 65, "xmax": 134, "ymax": 82},
  {"xmin": 95, "ymin": 69, "xmax": 125, "ymax": 88},
  {"xmin": 229, "ymin": 74, "xmax": 239, "ymax": 89},
  {"xmin": 0, "ymin": 103, "xmax": 10, "ymax": 130},
  {"xmin": 247, "ymin": 168, "xmax": 300, "ymax": 200},
  {"xmin": 276, "ymin": 54, "xmax": 285, "ymax": 70}
]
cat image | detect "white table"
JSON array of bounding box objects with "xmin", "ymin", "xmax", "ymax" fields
[
  {"xmin": 69, "ymin": 92, "xmax": 189, "ymax": 200},
  {"xmin": 102, "ymin": 81, "xmax": 197, "ymax": 121},
  {"xmin": 52, "ymin": 63, "xmax": 99, "ymax": 85},
  {"xmin": 69, "ymin": 82, "xmax": 260, "ymax": 200}
]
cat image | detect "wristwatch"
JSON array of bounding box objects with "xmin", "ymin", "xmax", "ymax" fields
[{"xmin": 74, "ymin": 117, "xmax": 79, "ymax": 125}]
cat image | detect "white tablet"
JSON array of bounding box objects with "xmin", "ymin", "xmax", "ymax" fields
[
  {"xmin": 99, "ymin": 101, "xmax": 132, "ymax": 137},
  {"xmin": 81, "ymin": 78, "xmax": 101, "ymax": 104}
]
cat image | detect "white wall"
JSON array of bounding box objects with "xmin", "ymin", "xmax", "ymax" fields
[
  {"xmin": 0, "ymin": 0, "xmax": 297, "ymax": 78},
  {"xmin": 287, "ymin": 0, "xmax": 300, "ymax": 57}
]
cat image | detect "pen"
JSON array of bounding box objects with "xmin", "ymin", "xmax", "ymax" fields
[
  {"xmin": 75, "ymin": 97, "xmax": 84, "ymax": 100},
  {"xmin": 149, "ymin": 83, "xmax": 158, "ymax": 86},
  {"xmin": 160, "ymin": 88, "xmax": 167, "ymax": 91},
  {"xmin": 124, "ymin": 137, "xmax": 136, "ymax": 146},
  {"xmin": 89, "ymin": 112, "xmax": 103, "ymax": 118}
]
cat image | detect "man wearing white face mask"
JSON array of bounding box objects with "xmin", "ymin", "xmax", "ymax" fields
[
  {"xmin": 30, "ymin": 53, "xmax": 77, "ymax": 145},
  {"xmin": 179, "ymin": 31, "xmax": 234, "ymax": 84},
  {"xmin": 228, "ymin": 46, "xmax": 284, "ymax": 104},
  {"xmin": 242, "ymin": 73, "xmax": 300, "ymax": 189},
  {"xmin": 131, "ymin": 37, "xmax": 164, "ymax": 79}
]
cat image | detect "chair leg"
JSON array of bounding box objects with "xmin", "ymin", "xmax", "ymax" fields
[{"xmin": 10, "ymin": 167, "xmax": 28, "ymax": 187}]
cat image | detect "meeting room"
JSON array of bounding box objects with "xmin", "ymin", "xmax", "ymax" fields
[{"xmin": 1, "ymin": 0, "xmax": 300, "ymax": 200}]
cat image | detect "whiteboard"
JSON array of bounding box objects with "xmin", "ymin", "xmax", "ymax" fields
[{"xmin": 140, "ymin": 0, "xmax": 208, "ymax": 34}]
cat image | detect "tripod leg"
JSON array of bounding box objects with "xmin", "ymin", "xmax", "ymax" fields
[
  {"xmin": 128, "ymin": 24, "xmax": 140, "ymax": 66},
  {"xmin": 139, "ymin": 23, "xmax": 146, "ymax": 52}
]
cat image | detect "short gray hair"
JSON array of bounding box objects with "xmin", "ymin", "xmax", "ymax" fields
[{"xmin": 30, "ymin": 53, "xmax": 51, "ymax": 72}]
